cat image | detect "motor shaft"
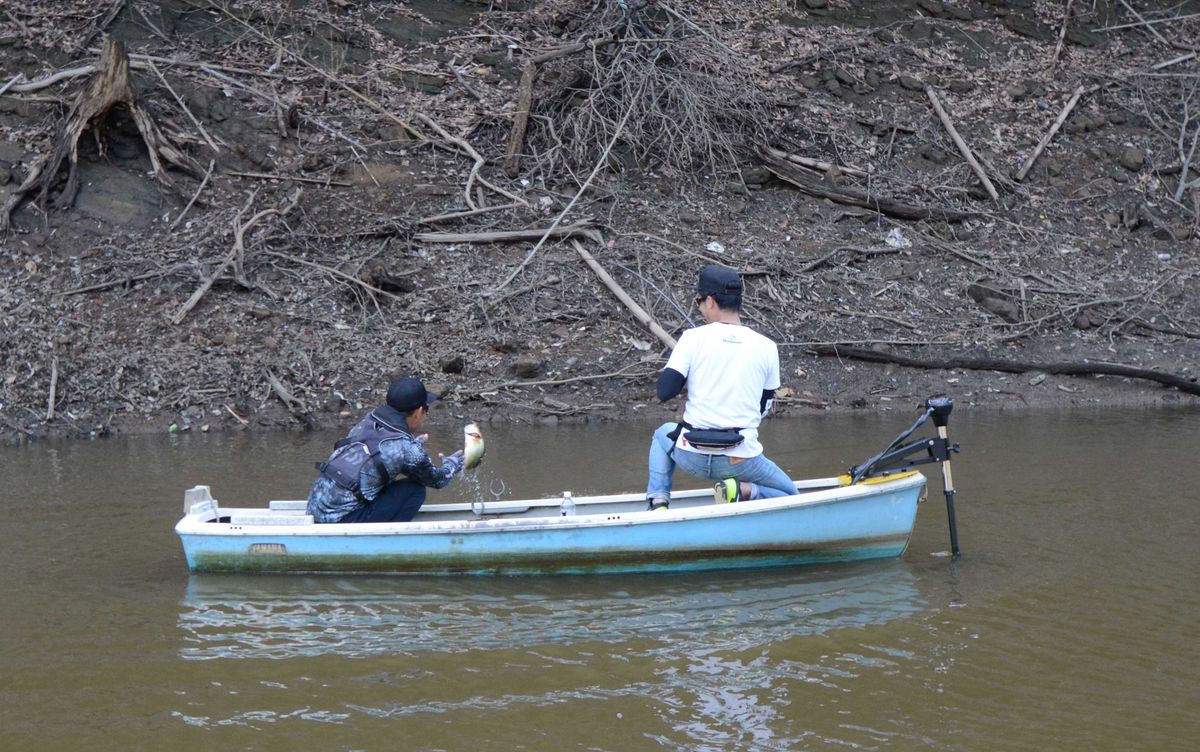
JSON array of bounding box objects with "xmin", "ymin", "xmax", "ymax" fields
[{"xmin": 937, "ymin": 424, "xmax": 961, "ymax": 558}]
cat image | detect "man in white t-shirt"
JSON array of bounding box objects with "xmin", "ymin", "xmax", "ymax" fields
[{"xmin": 645, "ymin": 265, "xmax": 796, "ymax": 510}]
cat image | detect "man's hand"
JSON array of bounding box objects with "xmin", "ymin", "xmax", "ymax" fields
[{"xmin": 439, "ymin": 450, "xmax": 465, "ymax": 475}]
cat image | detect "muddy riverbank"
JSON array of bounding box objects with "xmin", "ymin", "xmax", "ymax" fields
[{"xmin": 1, "ymin": 0, "xmax": 1197, "ymax": 444}]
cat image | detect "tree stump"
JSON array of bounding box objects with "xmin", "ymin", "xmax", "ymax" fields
[{"xmin": 1, "ymin": 38, "xmax": 201, "ymax": 231}]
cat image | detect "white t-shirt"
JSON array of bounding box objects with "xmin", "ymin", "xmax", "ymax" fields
[{"xmin": 665, "ymin": 322, "xmax": 780, "ymax": 459}]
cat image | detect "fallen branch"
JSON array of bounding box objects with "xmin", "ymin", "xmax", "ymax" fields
[
  {"xmin": 811, "ymin": 345, "xmax": 1200, "ymax": 397},
  {"xmin": 146, "ymin": 59, "xmax": 220, "ymax": 153},
  {"xmin": 170, "ymin": 159, "xmax": 215, "ymax": 231},
  {"xmin": 224, "ymin": 403, "xmax": 250, "ymax": 425},
  {"xmin": 46, "ymin": 354, "xmax": 59, "ymax": 421},
  {"xmin": 1175, "ymin": 118, "xmax": 1200, "ymax": 202},
  {"xmin": 262, "ymin": 249, "xmax": 408, "ymax": 306},
  {"xmin": 7, "ymin": 66, "xmax": 94, "ymax": 93},
  {"xmin": 1117, "ymin": 0, "xmax": 1198, "ymax": 51},
  {"xmin": 264, "ymin": 369, "xmax": 320, "ymax": 429},
  {"xmin": 475, "ymin": 360, "xmax": 658, "ymax": 394},
  {"xmin": 773, "ymin": 394, "xmax": 831, "ymax": 410},
  {"xmin": 0, "ymin": 74, "xmax": 24, "ymax": 95},
  {"xmin": 798, "ymin": 245, "xmax": 900, "ymax": 274},
  {"xmin": 490, "ymin": 90, "xmax": 638, "ymax": 296},
  {"xmin": 1153, "ymin": 52, "xmax": 1198, "ymax": 70},
  {"xmin": 264, "ymin": 369, "xmax": 304, "ymax": 410},
  {"xmin": 762, "ymin": 151, "xmax": 974, "ymax": 222},
  {"xmin": 126, "ymin": 53, "xmax": 282, "ymax": 79},
  {"xmin": 227, "ymin": 170, "xmax": 351, "ymax": 186},
  {"xmin": 1124, "ymin": 317, "xmax": 1200, "ymax": 339},
  {"xmin": 1048, "ymin": 0, "xmax": 1075, "ymax": 79},
  {"xmin": 926, "ymin": 86, "xmax": 1000, "ymax": 200},
  {"xmin": 62, "ymin": 263, "xmax": 193, "ymax": 295},
  {"xmin": 9, "ymin": 53, "xmax": 281, "ymax": 96},
  {"xmin": 1094, "ymin": 10, "xmax": 1200, "ymax": 32},
  {"xmin": 415, "ymin": 113, "xmax": 529, "ymax": 209},
  {"xmin": 505, "ymin": 61, "xmax": 538, "ymax": 178},
  {"xmin": 764, "ymin": 147, "xmax": 869, "ymax": 178},
  {"xmin": 414, "ymin": 221, "xmax": 595, "ymax": 244},
  {"xmin": 171, "ymin": 188, "xmax": 301, "ymax": 325},
  {"xmin": 415, "ymin": 202, "xmax": 521, "ymax": 226},
  {"xmin": 572, "ymin": 239, "xmax": 677, "ymax": 350},
  {"xmin": 1016, "ymin": 85, "xmax": 1090, "ymax": 181},
  {"xmin": 504, "ymin": 37, "xmax": 614, "ymax": 177}
]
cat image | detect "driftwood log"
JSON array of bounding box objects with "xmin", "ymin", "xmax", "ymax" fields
[
  {"xmin": 811, "ymin": 345, "xmax": 1200, "ymax": 397},
  {"xmin": 1, "ymin": 39, "xmax": 200, "ymax": 232},
  {"xmin": 761, "ymin": 151, "xmax": 975, "ymax": 222}
]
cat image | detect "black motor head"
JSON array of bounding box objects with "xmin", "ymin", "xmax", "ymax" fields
[{"xmin": 927, "ymin": 395, "xmax": 953, "ymax": 427}]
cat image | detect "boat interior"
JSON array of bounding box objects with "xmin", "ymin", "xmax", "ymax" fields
[{"xmin": 181, "ymin": 477, "xmax": 857, "ymax": 526}]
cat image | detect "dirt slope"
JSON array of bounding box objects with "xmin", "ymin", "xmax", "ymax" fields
[{"xmin": 0, "ymin": 0, "xmax": 1197, "ymax": 443}]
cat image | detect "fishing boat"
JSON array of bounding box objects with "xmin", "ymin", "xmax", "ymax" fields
[{"xmin": 175, "ymin": 397, "xmax": 961, "ymax": 575}]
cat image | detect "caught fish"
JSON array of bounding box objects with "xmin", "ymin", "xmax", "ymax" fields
[{"xmin": 463, "ymin": 422, "xmax": 485, "ymax": 470}]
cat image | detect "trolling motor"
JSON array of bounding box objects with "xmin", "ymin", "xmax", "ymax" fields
[{"xmin": 849, "ymin": 396, "xmax": 962, "ymax": 558}]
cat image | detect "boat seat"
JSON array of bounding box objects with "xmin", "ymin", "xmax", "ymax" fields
[
  {"xmin": 228, "ymin": 514, "xmax": 315, "ymax": 526},
  {"xmin": 268, "ymin": 500, "xmax": 309, "ymax": 511}
]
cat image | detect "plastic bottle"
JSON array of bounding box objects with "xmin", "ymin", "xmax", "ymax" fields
[{"xmin": 561, "ymin": 491, "xmax": 575, "ymax": 516}]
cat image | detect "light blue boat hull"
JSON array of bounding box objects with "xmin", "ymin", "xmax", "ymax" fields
[{"xmin": 176, "ymin": 474, "xmax": 925, "ymax": 575}]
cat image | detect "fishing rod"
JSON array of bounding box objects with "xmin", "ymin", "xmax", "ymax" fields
[{"xmin": 849, "ymin": 395, "xmax": 961, "ymax": 558}]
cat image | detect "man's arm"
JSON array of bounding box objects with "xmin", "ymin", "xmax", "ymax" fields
[
  {"xmin": 657, "ymin": 368, "xmax": 686, "ymax": 401},
  {"xmin": 389, "ymin": 438, "xmax": 461, "ymax": 489},
  {"xmin": 760, "ymin": 389, "xmax": 775, "ymax": 415}
]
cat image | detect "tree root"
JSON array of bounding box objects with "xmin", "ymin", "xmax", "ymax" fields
[{"xmin": 1, "ymin": 38, "xmax": 201, "ymax": 232}]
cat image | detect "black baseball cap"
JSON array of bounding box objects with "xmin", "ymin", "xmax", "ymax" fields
[
  {"xmin": 695, "ymin": 264, "xmax": 742, "ymax": 296},
  {"xmin": 386, "ymin": 376, "xmax": 438, "ymax": 412}
]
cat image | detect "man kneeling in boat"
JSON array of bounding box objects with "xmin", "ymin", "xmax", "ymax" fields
[
  {"xmin": 646, "ymin": 264, "xmax": 796, "ymax": 510},
  {"xmin": 307, "ymin": 376, "xmax": 464, "ymax": 523}
]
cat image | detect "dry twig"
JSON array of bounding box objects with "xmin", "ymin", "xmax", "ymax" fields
[
  {"xmin": 1016, "ymin": 86, "xmax": 1091, "ymax": 182},
  {"xmin": 1048, "ymin": 0, "xmax": 1075, "ymax": 79},
  {"xmin": 171, "ymin": 188, "xmax": 302, "ymax": 325},
  {"xmin": 414, "ymin": 222, "xmax": 595, "ymax": 245},
  {"xmin": 171, "ymin": 159, "xmax": 216, "ymax": 231}
]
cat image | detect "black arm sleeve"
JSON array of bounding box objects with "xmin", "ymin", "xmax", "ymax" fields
[
  {"xmin": 760, "ymin": 389, "xmax": 776, "ymax": 414},
  {"xmin": 656, "ymin": 368, "xmax": 686, "ymax": 401}
]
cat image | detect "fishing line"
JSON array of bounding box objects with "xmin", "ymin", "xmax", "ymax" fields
[{"xmin": 614, "ymin": 261, "xmax": 700, "ymax": 326}]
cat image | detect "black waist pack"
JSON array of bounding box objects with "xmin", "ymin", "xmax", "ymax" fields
[{"xmin": 683, "ymin": 428, "xmax": 745, "ymax": 450}]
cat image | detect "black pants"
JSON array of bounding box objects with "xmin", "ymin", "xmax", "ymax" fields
[{"xmin": 338, "ymin": 481, "xmax": 427, "ymax": 523}]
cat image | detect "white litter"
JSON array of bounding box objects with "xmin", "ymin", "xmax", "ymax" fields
[{"xmin": 885, "ymin": 227, "xmax": 912, "ymax": 248}]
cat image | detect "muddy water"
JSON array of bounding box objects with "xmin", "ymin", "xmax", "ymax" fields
[{"xmin": 2, "ymin": 409, "xmax": 1198, "ymax": 750}]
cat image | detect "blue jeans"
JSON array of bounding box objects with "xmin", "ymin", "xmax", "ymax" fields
[{"xmin": 646, "ymin": 422, "xmax": 796, "ymax": 501}]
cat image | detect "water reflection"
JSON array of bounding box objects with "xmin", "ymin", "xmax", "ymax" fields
[{"xmin": 178, "ymin": 562, "xmax": 924, "ymax": 660}]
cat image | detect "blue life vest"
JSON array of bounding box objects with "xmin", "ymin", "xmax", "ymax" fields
[{"xmin": 316, "ymin": 409, "xmax": 410, "ymax": 502}]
